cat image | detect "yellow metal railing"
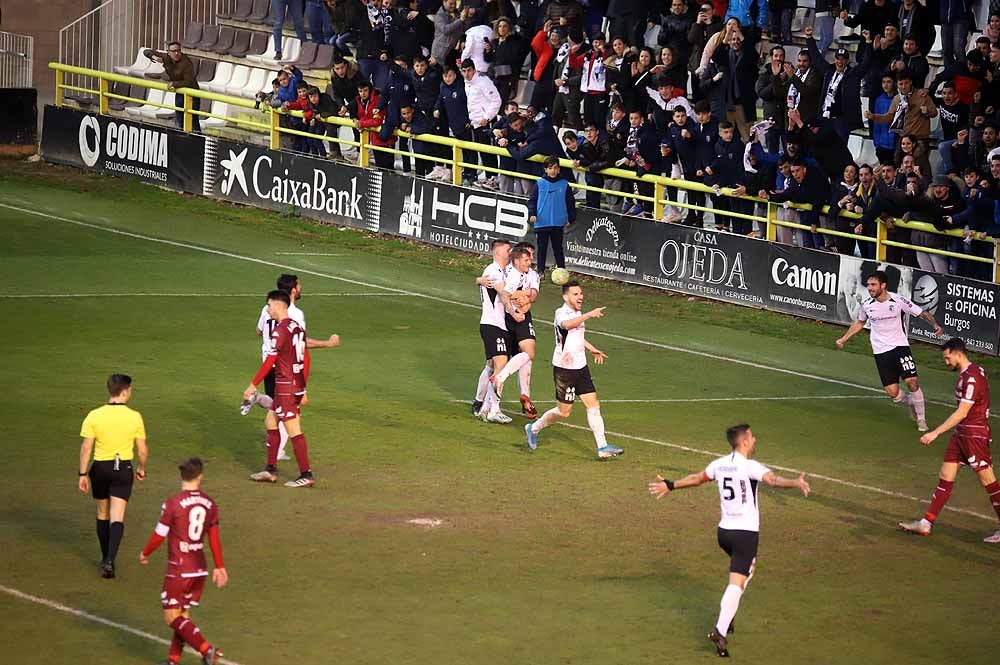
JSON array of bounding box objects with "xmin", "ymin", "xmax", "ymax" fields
[{"xmin": 50, "ymin": 61, "xmax": 1000, "ymax": 282}]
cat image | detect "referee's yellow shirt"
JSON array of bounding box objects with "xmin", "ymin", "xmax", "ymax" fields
[{"xmin": 80, "ymin": 404, "xmax": 146, "ymax": 461}]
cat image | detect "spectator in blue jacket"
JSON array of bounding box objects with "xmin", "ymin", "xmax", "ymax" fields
[
  {"xmin": 434, "ymin": 66, "xmax": 474, "ymax": 182},
  {"xmin": 274, "ymin": 65, "xmax": 305, "ymax": 105},
  {"xmin": 704, "ymin": 120, "xmax": 746, "ymax": 232},
  {"xmin": 871, "ymin": 73, "xmax": 897, "ymax": 165},
  {"xmin": 528, "ymin": 155, "xmax": 576, "ymax": 275}
]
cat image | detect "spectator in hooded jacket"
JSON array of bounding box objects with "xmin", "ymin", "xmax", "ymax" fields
[
  {"xmin": 529, "ymin": 155, "xmax": 577, "ymax": 275},
  {"xmin": 462, "ymin": 58, "xmax": 503, "ymax": 187},
  {"xmin": 350, "ymin": 80, "xmax": 395, "ymax": 169}
]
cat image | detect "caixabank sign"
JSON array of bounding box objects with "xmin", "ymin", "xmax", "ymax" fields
[
  {"xmin": 40, "ymin": 105, "xmax": 205, "ymax": 192},
  {"xmin": 39, "ymin": 111, "xmax": 1000, "ymax": 354}
]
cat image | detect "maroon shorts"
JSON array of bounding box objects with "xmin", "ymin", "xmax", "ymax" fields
[
  {"xmin": 943, "ymin": 431, "xmax": 993, "ymax": 471},
  {"xmin": 273, "ymin": 392, "xmax": 303, "ymax": 422},
  {"xmin": 161, "ymin": 575, "xmax": 206, "ymax": 610}
]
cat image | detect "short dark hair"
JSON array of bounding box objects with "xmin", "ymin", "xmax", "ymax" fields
[
  {"xmin": 726, "ymin": 424, "xmax": 751, "ymax": 449},
  {"xmin": 859, "ymin": 163, "xmax": 873, "ymax": 175},
  {"xmin": 460, "ymin": 58, "xmax": 475, "ymax": 70},
  {"xmin": 561, "ymin": 130, "xmax": 578, "ymax": 142},
  {"xmin": 357, "ymin": 80, "xmax": 372, "ymax": 90},
  {"xmin": 769, "ymin": 45, "xmax": 785, "ymax": 56},
  {"xmin": 544, "ymin": 155, "xmax": 561, "ymax": 168},
  {"xmin": 178, "ymin": 457, "xmax": 204, "ymax": 481},
  {"xmin": 307, "ymin": 86, "xmax": 320, "ymax": 95},
  {"xmin": 965, "ymin": 166, "xmax": 980, "ymax": 176},
  {"xmin": 562, "ymin": 279, "xmax": 581, "ymax": 293},
  {"xmin": 491, "ymin": 238, "xmax": 511, "ymax": 250},
  {"xmin": 943, "ymin": 337, "xmax": 968, "ymax": 354},
  {"xmin": 942, "ymin": 81, "xmax": 956, "ymax": 91},
  {"xmin": 107, "ymin": 373, "xmax": 132, "ymax": 397},
  {"xmin": 511, "ymin": 246, "xmax": 532, "ymax": 260},
  {"xmin": 167, "ymin": 41, "xmax": 181, "ymax": 50},
  {"xmin": 693, "ymin": 100, "xmax": 711, "ymax": 114},
  {"xmin": 296, "ymin": 81, "xmax": 309, "ymax": 90},
  {"xmin": 867, "ymin": 270, "xmax": 888, "ymax": 286},
  {"xmin": 267, "ymin": 289, "xmax": 291, "ymax": 305},
  {"xmin": 610, "ymin": 102, "xmax": 625, "ymax": 113},
  {"xmin": 896, "ymin": 69, "xmax": 913, "ymax": 82},
  {"xmin": 719, "ymin": 120, "xmax": 734, "ymax": 130},
  {"xmin": 271, "ymin": 77, "xmax": 281, "ymax": 86},
  {"xmin": 277, "ymin": 274, "xmax": 298, "ymax": 293},
  {"xmin": 514, "ymin": 241, "xmax": 535, "ymax": 252},
  {"xmin": 672, "ymin": 106, "xmax": 687, "ymax": 115},
  {"xmin": 413, "ymin": 54, "xmax": 427, "ymax": 64}
]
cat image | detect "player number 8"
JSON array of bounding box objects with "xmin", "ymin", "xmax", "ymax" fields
[{"xmin": 188, "ymin": 506, "xmax": 207, "ymax": 541}]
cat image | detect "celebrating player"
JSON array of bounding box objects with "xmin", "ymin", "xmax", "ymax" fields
[
  {"xmin": 472, "ymin": 239, "xmax": 514, "ymax": 423},
  {"xmin": 242, "ymin": 274, "xmax": 339, "ymax": 462},
  {"xmin": 140, "ymin": 458, "xmax": 227, "ymax": 665},
  {"xmin": 244, "ymin": 290, "xmax": 316, "ymax": 487},
  {"xmin": 491, "ymin": 243, "xmax": 540, "ymax": 419},
  {"xmin": 899, "ymin": 338, "xmax": 1000, "ymax": 542},
  {"xmin": 835, "ymin": 270, "xmax": 943, "ymax": 431},
  {"xmin": 78, "ymin": 373, "xmax": 148, "ymax": 579},
  {"xmin": 524, "ymin": 280, "xmax": 624, "ymax": 459},
  {"xmin": 647, "ymin": 424, "xmax": 811, "ymax": 658}
]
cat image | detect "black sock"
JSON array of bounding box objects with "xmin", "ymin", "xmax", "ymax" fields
[
  {"xmin": 96, "ymin": 519, "xmax": 110, "ymax": 561},
  {"xmin": 106, "ymin": 521, "xmax": 125, "ymax": 564}
]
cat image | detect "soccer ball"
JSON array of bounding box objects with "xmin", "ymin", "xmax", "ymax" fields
[{"xmin": 550, "ymin": 268, "xmax": 571, "ymax": 285}]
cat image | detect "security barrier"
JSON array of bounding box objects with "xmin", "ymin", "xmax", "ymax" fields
[{"xmin": 49, "ymin": 60, "xmax": 1000, "ymax": 282}]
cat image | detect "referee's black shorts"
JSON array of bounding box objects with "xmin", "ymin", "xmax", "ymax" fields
[
  {"xmin": 89, "ymin": 460, "xmax": 135, "ymax": 501},
  {"xmin": 717, "ymin": 527, "xmax": 759, "ymax": 576}
]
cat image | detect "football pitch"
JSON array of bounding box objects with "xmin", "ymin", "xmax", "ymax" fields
[{"xmin": 1, "ymin": 162, "xmax": 997, "ymax": 665}]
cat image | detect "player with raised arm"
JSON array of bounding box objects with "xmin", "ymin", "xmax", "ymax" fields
[
  {"xmin": 524, "ymin": 280, "xmax": 624, "ymax": 459},
  {"xmin": 648, "ymin": 424, "xmax": 810, "ymax": 658},
  {"xmin": 140, "ymin": 458, "xmax": 227, "ymax": 665},
  {"xmin": 899, "ymin": 337, "xmax": 1000, "ymax": 542},
  {"xmin": 241, "ymin": 274, "xmax": 339, "ymax": 463},
  {"xmin": 491, "ymin": 244, "xmax": 540, "ymax": 419},
  {"xmin": 244, "ymin": 290, "xmax": 317, "ymax": 487},
  {"xmin": 836, "ymin": 270, "xmax": 943, "ymax": 431},
  {"xmin": 471, "ymin": 239, "xmax": 514, "ymax": 423}
]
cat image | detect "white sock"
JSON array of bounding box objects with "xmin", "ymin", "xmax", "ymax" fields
[
  {"xmin": 910, "ymin": 388, "xmax": 926, "ymax": 421},
  {"xmin": 496, "ymin": 352, "xmax": 530, "ymax": 384},
  {"xmin": 518, "ymin": 360, "xmax": 532, "ymax": 397},
  {"xmin": 475, "ymin": 364, "xmax": 492, "ymax": 402},
  {"xmin": 715, "ymin": 584, "xmax": 744, "ymax": 635},
  {"xmin": 277, "ymin": 421, "xmax": 289, "ymax": 458},
  {"xmin": 484, "ymin": 383, "xmax": 500, "ymax": 414},
  {"xmin": 893, "ymin": 391, "xmax": 909, "ymax": 405},
  {"xmin": 531, "ymin": 407, "xmax": 563, "ymax": 433},
  {"xmin": 586, "ymin": 407, "xmax": 608, "ymax": 448},
  {"xmin": 256, "ymin": 394, "xmax": 273, "ymax": 409}
]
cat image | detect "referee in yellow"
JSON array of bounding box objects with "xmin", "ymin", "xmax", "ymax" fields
[{"xmin": 78, "ymin": 374, "xmax": 148, "ymax": 579}]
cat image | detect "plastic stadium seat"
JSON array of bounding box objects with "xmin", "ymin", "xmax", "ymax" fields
[
  {"xmin": 197, "ymin": 58, "xmax": 217, "ymax": 82},
  {"xmin": 213, "ymin": 27, "xmax": 237, "ymax": 54},
  {"xmin": 790, "ymin": 8, "xmax": 812, "ymax": 35},
  {"xmin": 241, "ymin": 68, "xmax": 270, "ymax": 98},
  {"xmin": 201, "ymin": 100, "xmax": 230, "ymax": 128},
  {"xmin": 277, "ymin": 39, "xmax": 301, "ymax": 65},
  {"xmin": 929, "ymin": 25, "xmax": 943, "ymax": 59},
  {"xmin": 228, "ymin": 29, "xmax": 253, "ymax": 56},
  {"xmin": 245, "ymin": 32, "xmax": 269, "ymax": 57},
  {"xmin": 202, "ymin": 61, "xmax": 235, "ymax": 93},
  {"xmin": 247, "ymin": 0, "xmax": 272, "ymax": 23},
  {"xmin": 246, "ymin": 36, "xmax": 278, "ymax": 64},
  {"xmin": 196, "ymin": 25, "xmax": 221, "ymax": 51},
  {"xmin": 224, "ymin": 65, "xmax": 252, "ymax": 96},
  {"xmin": 310, "ymin": 44, "xmax": 335, "ymax": 71},
  {"xmin": 181, "ymin": 22, "xmax": 204, "ymax": 49},
  {"xmin": 143, "ymin": 60, "xmax": 166, "ymax": 79},
  {"xmin": 290, "ymin": 41, "xmax": 318, "ymax": 68},
  {"xmin": 114, "ymin": 48, "xmax": 147, "ymax": 76},
  {"xmin": 108, "ymin": 82, "xmax": 144, "ymax": 110},
  {"xmin": 127, "ymin": 88, "xmax": 165, "ymax": 117},
  {"xmin": 231, "ymin": 0, "xmax": 256, "ymax": 20}
]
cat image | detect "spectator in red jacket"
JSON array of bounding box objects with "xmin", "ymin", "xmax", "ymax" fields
[{"xmin": 349, "ymin": 80, "xmax": 396, "ymax": 169}]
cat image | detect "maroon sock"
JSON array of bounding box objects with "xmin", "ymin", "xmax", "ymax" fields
[
  {"xmin": 291, "ymin": 434, "xmax": 311, "ymax": 474},
  {"xmin": 924, "ymin": 478, "xmax": 955, "ymax": 523},
  {"xmin": 170, "ymin": 616, "xmax": 209, "ymax": 654},
  {"xmin": 266, "ymin": 429, "xmax": 280, "ymax": 466},
  {"xmin": 168, "ymin": 631, "xmax": 184, "ymax": 663},
  {"xmin": 984, "ymin": 481, "xmax": 1000, "ymax": 521}
]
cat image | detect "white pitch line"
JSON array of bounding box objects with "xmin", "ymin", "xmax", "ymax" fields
[
  {"xmin": 274, "ymin": 252, "xmax": 343, "ymax": 256},
  {"xmin": 451, "ymin": 395, "xmax": 884, "ymax": 404},
  {"xmin": 1, "ymin": 292, "xmax": 402, "ymax": 298},
  {"xmin": 0, "ymin": 584, "xmax": 244, "ymax": 665},
  {"xmin": 550, "ymin": 422, "xmax": 996, "ymax": 522}
]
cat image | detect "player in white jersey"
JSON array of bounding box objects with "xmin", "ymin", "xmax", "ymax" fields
[
  {"xmin": 491, "ymin": 243, "xmax": 540, "ymax": 419},
  {"xmin": 523, "ymin": 281, "xmax": 624, "ymax": 459},
  {"xmin": 471, "ymin": 240, "xmax": 516, "ymax": 423},
  {"xmin": 241, "ymin": 274, "xmax": 340, "ymax": 459},
  {"xmin": 836, "ymin": 270, "xmax": 942, "ymax": 431},
  {"xmin": 648, "ymin": 424, "xmax": 810, "ymax": 658}
]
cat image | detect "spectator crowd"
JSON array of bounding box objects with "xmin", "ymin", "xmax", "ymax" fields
[{"xmin": 232, "ymin": 0, "xmax": 1000, "ymax": 278}]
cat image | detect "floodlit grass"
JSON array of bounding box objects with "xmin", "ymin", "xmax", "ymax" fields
[{"xmin": 1, "ymin": 162, "xmax": 996, "ymax": 665}]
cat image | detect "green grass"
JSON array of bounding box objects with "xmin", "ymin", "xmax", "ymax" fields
[{"xmin": 2, "ymin": 162, "xmax": 998, "ymax": 665}]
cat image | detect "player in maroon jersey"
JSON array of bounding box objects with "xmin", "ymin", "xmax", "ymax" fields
[
  {"xmin": 140, "ymin": 458, "xmax": 227, "ymax": 665},
  {"xmin": 899, "ymin": 338, "xmax": 1000, "ymax": 543},
  {"xmin": 244, "ymin": 290, "xmax": 316, "ymax": 487}
]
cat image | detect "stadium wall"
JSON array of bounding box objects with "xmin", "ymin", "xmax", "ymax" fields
[{"xmin": 39, "ymin": 105, "xmax": 1000, "ymax": 355}]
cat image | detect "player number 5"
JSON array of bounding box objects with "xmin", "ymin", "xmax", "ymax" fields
[{"xmin": 722, "ymin": 477, "xmax": 735, "ymax": 501}]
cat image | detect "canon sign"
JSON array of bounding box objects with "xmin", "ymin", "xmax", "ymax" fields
[
  {"xmin": 78, "ymin": 115, "xmax": 168, "ymax": 168},
  {"xmin": 770, "ymin": 257, "xmax": 837, "ymax": 295}
]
